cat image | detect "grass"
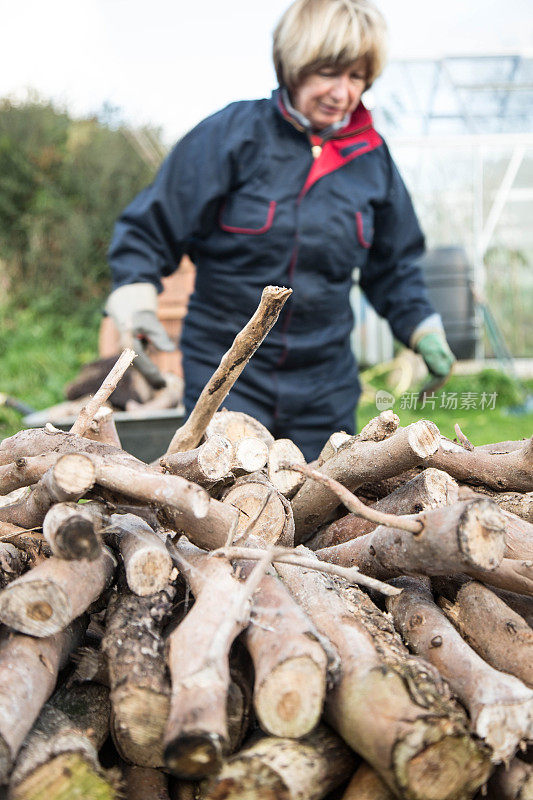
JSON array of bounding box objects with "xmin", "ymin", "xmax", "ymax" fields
[
  {"xmin": 0, "ymin": 297, "xmax": 101, "ymax": 440},
  {"xmin": 358, "ymin": 369, "xmax": 533, "ymax": 445},
  {"xmin": 1, "ymin": 298, "xmax": 532, "ymax": 447}
]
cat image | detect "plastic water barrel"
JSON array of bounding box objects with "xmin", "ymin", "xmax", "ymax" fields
[{"xmin": 419, "ymin": 247, "xmax": 479, "ymax": 360}]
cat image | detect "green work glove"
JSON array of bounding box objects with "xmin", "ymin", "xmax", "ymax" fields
[{"xmin": 415, "ymin": 332, "xmax": 456, "ymax": 378}]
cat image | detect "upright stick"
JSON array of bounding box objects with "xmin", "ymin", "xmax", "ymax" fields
[{"xmin": 167, "ymin": 286, "xmax": 291, "ymax": 454}]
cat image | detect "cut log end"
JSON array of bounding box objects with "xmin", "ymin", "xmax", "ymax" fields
[
  {"xmin": 458, "ymin": 499, "xmax": 507, "ymax": 570},
  {"xmin": 206, "ymin": 760, "xmax": 289, "ymax": 800},
  {"xmin": 10, "ymin": 751, "xmax": 116, "ymax": 800},
  {"xmin": 0, "ymin": 579, "xmax": 69, "ymax": 637},
  {"xmin": 198, "ymin": 435, "xmax": 234, "ymax": 480},
  {"xmin": 164, "ymin": 733, "xmax": 224, "ymax": 780},
  {"xmin": 56, "ymin": 517, "xmax": 101, "ymax": 561},
  {"xmin": 112, "ymin": 686, "xmax": 169, "ymax": 767},
  {"xmin": 408, "ymin": 420, "xmax": 441, "ymax": 458},
  {"xmin": 234, "ymin": 438, "xmax": 269, "ymax": 474},
  {"xmin": 53, "ymin": 453, "xmax": 96, "ymax": 495},
  {"xmin": 400, "ymin": 734, "xmax": 491, "ymax": 800},
  {"xmin": 476, "ymin": 700, "xmax": 533, "ymax": 763},
  {"xmin": 254, "ymin": 655, "xmax": 325, "ymax": 738},
  {"xmin": 126, "ymin": 548, "xmax": 173, "ymax": 596},
  {"xmin": 268, "ymin": 439, "xmax": 306, "ymax": 498}
]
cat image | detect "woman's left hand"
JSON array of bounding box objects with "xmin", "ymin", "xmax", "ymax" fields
[{"xmin": 416, "ymin": 332, "xmax": 456, "ymax": 378}]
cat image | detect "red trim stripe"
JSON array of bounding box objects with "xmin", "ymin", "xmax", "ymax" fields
[
  {"xmin": 356, "ymin": 211, "xmax": 371, "ymax": 248},
  {"xmin": 220, "ymin": 200, "xmax": 277, "ymax": 235}
]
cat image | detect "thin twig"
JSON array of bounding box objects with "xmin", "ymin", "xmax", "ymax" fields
[
  {"xmin": 281, "ymin": 462, "xmax": 423, "ymax": 534},
  {"xmin": 214, "ymin": 545, "xmax": 402, "ymax": 597},
  {"xmin": 70, "ymin": 349, "xmax": 136, "ymax": 437},
  {"xmin": 454, "ymin": 423, "xmax": 474, "ymax": 451}
]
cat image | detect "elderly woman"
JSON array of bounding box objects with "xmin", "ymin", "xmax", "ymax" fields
[{"xmin": 106, "ymin": 0, "xmax": 454, "ymax": 460}]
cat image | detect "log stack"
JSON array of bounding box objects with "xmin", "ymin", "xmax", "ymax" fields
[{"xmin": 0, "ymin": 290, "xmax": 531, "ymax": 799}]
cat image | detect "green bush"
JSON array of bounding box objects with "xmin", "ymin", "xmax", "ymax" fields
[{"xmin": 0, "ymin": 97, "xmax": 159, "ymax": 306}]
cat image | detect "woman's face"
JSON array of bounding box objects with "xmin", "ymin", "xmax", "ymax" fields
[{"xmin": 292, "ymin": 59, "xmax": 367, "ymax": 130}]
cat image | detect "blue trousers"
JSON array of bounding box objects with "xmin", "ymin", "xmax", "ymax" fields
[{"xmin": 183, "ymin": 352, "xmax": 358, "ymax": 462}]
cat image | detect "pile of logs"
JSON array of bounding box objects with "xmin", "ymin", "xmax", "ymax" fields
[{"xmin": 0, "ymin": 286, "xmax": 532, "ymax": 800}]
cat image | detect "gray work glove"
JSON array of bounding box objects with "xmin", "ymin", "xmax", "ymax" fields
[{"xmin": 105, "ymin": 283, "xmax": 176, "ymax": 351}]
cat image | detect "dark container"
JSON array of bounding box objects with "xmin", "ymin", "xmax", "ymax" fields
[
  {"xmin": 24, "ymin": 408, "xmax": 186, "ymax": 464},
  {"xmin": 419, "ymin": 246, "xmax": 479, "ymax": 360}
]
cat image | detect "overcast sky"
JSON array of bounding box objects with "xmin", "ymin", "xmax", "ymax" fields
[{"xmin": 0, "ymin": 0, "xmax": 530, "ymax": 143}]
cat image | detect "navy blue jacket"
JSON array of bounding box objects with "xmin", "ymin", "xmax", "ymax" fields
[{"xmin": 109, "ymin": 90, "xmax": 435, "ymax": 456}]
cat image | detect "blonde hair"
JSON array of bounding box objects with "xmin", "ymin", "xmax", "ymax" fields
[{"xmin": 273, "ymin": 0, "xmax": 387, "ymax": 90}]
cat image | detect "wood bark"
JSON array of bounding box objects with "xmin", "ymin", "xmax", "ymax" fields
[
  {"xmin": 219, "ymin": 545, "xmax": 402, "ymax": 597},
  {"xmin": 340, "ymin": 763, "xmax": 396, "ymax": 800},
  {"xmin": 0, "ymin": 545, "xmax": 28, "ymax": 590},
  {"xmin": 309, "ymin": 468, "xmax": 458, "ymax": 550},
  {"xmin": 0, "ymin": 531, "xmax": 49, "ymax": 570},
  {"xmin": 170, "ymin": 781, "xmax": 206, "ymax": 800},
  {"xmin": 242, "ymin": 568, "xmax": 328, "ymax": 738},
  {"xmin": 89, "ymin": 458, "xmax": 239, "ymax": 550},
  {"xmin": 205, "ymin": 725, "xmax": 357, "ymax": 800},
  {"xmin": 291, "ymin": 420, "xmax": 441, "ymax": 542},
  {"xmin": 70, "ymin": 646, "xmax": 110, "ymax": 687},
  {"xmin": 0, "ymin": 454, "xmax": 58, "ymax": 497},
  {"xmin": 160, "ymin": 435, "xmax": 233, "ymax": 489},
  {"xmin": 388, "ymin": 575, "xmax": 533, "ymax": 762},
  {"xmin": 106, "ymin": 513, "xmax": 172, "ymax": 596},
  {"xmin": 267, "ymin": 439, "xmax": 306, "ymax": 499},
  {"xmin": 501, "ymin": 510, "xmax": 533, "ymax": 561},
  {"xmin": 0, "ymin": 619, "xmax": 84, "ymax": 783},
  {"xmin": 123, "ymin": 766, "xmax": 170, "ymax": 800},
  {"xmin": 94, "ymin": 461, "xmax": 210, "ymax": 522},
  {"xmin": 462, "ymin": 487, "xmax": 533, "ymax": 524},
  {"xmin": 167, "ymin": 286, "xmax": 291, "ymax": 454},
  {"xmin": 102, "ymin": 582, "xmax": 176, "ymax": 768},
  {"xmin": 275, "ymin": 551, "xmax": 490, "ymax": 800},
  {"xmin": 439, "ymin": 581, "xmax": 533, "ymax": 687},
  {"xmin": 316, "ymin": 498, "xmax": 506, "ymax": 580},
  {"xmin": 489, "ymin": 588, "xmax": 533, "ymax": 628},
  {"xmin": 164, "ymin": 543, "xmax": 270, "ymax": 779},
  {"xmin": 83, "ymin": 405, "xmax": 122, "ymax": 448},
  {"xmin": 42, "ymin": 502, "xmax": 102, "ymax": 561},
  {"xmin": 0, "ymin": 548, "xmax": 116, "ymax": 637},
  {"xmin": 485, "ymin": 757, "xmax": 533, "ymax": 800},
  {"xmin": 427, "ymin": 436, "xmax": 533, "ymax": 493},
  {"xmin": 314, "ymin": 431, "xmax": 352, "ymax": 467},
  {"xmin": 226, "ymin": 646, "xmax": 254, "ymax": 754},
  {"xmin": 0, "ymin": 454, "xmax": 96, "ymax": 530},
  {"xmin": 9, "ymin": 683, "xmax": 113, "ymax": 800},
  {"xmin": 465, "ymin": 559, "xmax": 533, "ymax": 597},
  {"xmin": 221, "ymin": 476, "xmax": 294, "ymax": 547},
  {"xmin": 431, "ymin": 576, "xmax": 533, "ymax": 628},
  {"xmin": 310, "ymin": 412, "xmax": 399, "ymax": 470},
  {"xmin": 0, "ymin": 427, "xmax": 144, "ymax": 471}
]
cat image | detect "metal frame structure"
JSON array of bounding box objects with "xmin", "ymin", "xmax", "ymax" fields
[{"xmin": 352, "ymin": 54, "xmax": 533, "ymax": 363}]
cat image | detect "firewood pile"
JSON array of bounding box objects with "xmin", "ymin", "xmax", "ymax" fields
[{"xmin": 0, "ymin": 286, "xmax": 532, "ymax": 800}]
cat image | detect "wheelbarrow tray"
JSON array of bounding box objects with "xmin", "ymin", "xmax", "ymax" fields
[{"xmin": 23, "ymin": 408, "xmax": 186, "ymax": 464}]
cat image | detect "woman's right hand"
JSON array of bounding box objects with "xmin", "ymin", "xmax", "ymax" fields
[{"xmin": 105, "ymin": 283, "xmax": 176, "ymax": 351}]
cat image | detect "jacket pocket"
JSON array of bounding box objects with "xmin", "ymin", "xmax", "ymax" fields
[
  {"xmin": 355, "ymin": 210, "xmax": 373, "ymax": 249},
  {"xmin": 219, "ymin": 195, "xmax": 276, "ymax": 235}
]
